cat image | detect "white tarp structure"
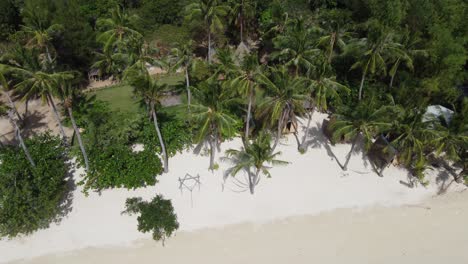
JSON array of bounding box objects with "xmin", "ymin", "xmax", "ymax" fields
[{"xmin": 423, "ymin": 105, "xmax": 454, "ymax": 124}]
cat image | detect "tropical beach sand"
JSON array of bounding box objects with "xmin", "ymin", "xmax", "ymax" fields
[
  {"xmin": 1, "ymin": 112, "xmax": 466, "ymax": 263},
  {"xmin": 11, "ymin": 191, "xmax": 468, "ymax": 264}
]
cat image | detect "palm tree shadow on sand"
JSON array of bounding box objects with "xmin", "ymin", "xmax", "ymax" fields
[{"xmin": 301, "ymin": 122, "xmax": 375, "ymax": 175}]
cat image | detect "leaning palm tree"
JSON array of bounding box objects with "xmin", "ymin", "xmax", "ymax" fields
[
  {"xmin": 433, "ymin": 102, "xmax": 468, "ymax": 182},
  {"xmin": 317, "ymin": 12, "xmax": 353, "ymax": 63},
  {"xmin": 59, "ymin": 83, "xmax": 90, "ymax": 171},
  {"xmin": 124, "ymin": 66, "xmax": 169, "ymax": 173},
  {"xmin": 330, "ymin": 98, "xmax": 394, "ymax": 171},
  {"xmin": 170, "ymin": 41, "xmax": 196, "ymax": 107},
  {"xmin": 185, "ymin": 0, "xmax": 230, "ymax": 63},
  {"xmin": 7, "ymin": 66, "xmax": 74, "ymax": 142},
  {"xmin": 350, "ymin": 31, "xmax": 405, "ymax": 100},
  {"xmin": 299, "ymin": 61, "xmax": 349, "ymax": 152},
  {"xmin": 20, "ymin": 23, "xmax": 62, "ymax": 67},
  {"xmin": 228, "ymin": 0, "xmax": 256, "ymax": 43},
  {"xmin": 223, "ymin": 132, "xmax": 288, "ymax": 194},
  {"xmin": 0, "ymin": 72, "xmax": 22, "ymax": 122},
  {"xmin": 0, "ymin": 102, "xmax": 36, "ymax": 167},
  {"xmin": 256, "ymin": 66, "xmax": 308, "ymax": 152},
  {"xmin": 229, "ymin": 53, "xmax": 263, "ymax": 141},
  {"xmin": 388, "ymin": 33, "xmax": 427, "ymax": 88},
  {"xmin": 96, "ymin": 5, "xmax": 142, "ymax": 54},
  {"xmin": 271, "ymin": 17, "xmax": 320, "ymax": 76},
  {"xmin": 191, "ymin": 79, "xmax": 238, "ymax": 170},
  {"xmin": 388, "ymin": 108, "xmax": 438, "ymax": 182}
]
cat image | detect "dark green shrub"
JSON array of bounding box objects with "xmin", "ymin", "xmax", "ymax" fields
[
  {"xmin": 0, "ymin": 134, "xmax": 70, "ymax": 238},
  {"xmin": 81, "ymin": 145, "xmax": 162, "ymax": 191},
  {"xmin": 123, "ymin": 195, "xmax": 179, "ymax": 243},
  {"xmin": 135, "ymin": 114, "xmax": 192, "ymax": 157}
]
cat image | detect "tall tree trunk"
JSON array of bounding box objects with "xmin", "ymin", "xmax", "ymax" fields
[
  {"xmin": 209, "ymin": 132, "xmax": 217, "ymax": 171},
  {"xmin": 247, "ymin": 167, "xmax": 254, "ymax": 194},
  {"xmin": 272, "ymin": 110, "xmax": 287, "ymax": 153},
  {"xmin": 245, "ymin": 85, "xmax": 253, "ymax": 141},
  {"xmin": 47, "ymin": 94, "xmax": 67, "ymax": 143},
  {"xmin": 24, "ymin": 99, "xmax": 29, "ymax": 120},
  {"xmin": 358, "ymin": 69, "xmax": 367, "ymax": 101},
  {"xmin": 343, "ymin": 134, "xmax": 359, "ymax": 171},
  {"xmin": 45, "ymin": 46, "xmax": 53, "ymax": 64},
  {"xmin": 8, "ymin": 111, "xmax": 35, "ymax": 167},
  {"xmin": 185, "ymin": 66, "xmax": 191, "ymax": 108},
  {"xmin": 239, "ymin": 2, "xmax": 244, "ymax": 43},
  {"xmin": 208, "ymin": 29, "xmax": 212, "ymax": 64},
  {"xmin": 299, "ymin": 108, "xmax": 314, "ymax": 152},
  {"xmin": 4, "ymin": 91, "xmax": 22, "ymax": 122},
  {"xmin": 250, "ymin": 168, "xmax": 261, "ymax": 195},
  {"xmin": 67, "ymin": 107, "xmax": 89, "ymax": 171},
  {"xmin": 151, "ymin": 102, "xmax": 168, "ymax": 173},
  {"xmin": 328, "ymin": 32, "xmax": 336, "ymax": 63}
]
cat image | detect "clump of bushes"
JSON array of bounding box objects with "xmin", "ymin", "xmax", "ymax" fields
[
  {"xmin": 75, "ymin": 98, "xmax": 192, "ymax": 192},
  {"xmin": 123, "ymin": 195, "xmax": 179, "ymax": 243},
  {"xmin": 0, "ymin": 134, "xmax": 70, "ymax": 237},
  {"xmin": 81, "ymin": 145, "xmax": 163, "ymax": 191}
]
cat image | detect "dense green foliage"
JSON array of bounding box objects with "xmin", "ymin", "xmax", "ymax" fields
[
  {"xmin": 0, "ymin": 0, "xmax": 466, "ymax": 201},
  {"xmin": 123, "ymin": 195, "xmax": 179, "ymax": 242},
  {"xmin": 0, "ymin": 134, "xmax": 70, "ymax": 237}
]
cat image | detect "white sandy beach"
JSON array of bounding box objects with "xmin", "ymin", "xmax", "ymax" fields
[
  {"xmin": 0, "ymin": 112, "xmax": 466, "ymax": 263},
  {"xmin": 11, "ymin": 191, "xmax": 468, "ymax": 264}
]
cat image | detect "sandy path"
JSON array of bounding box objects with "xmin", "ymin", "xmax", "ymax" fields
[
  {"xmin": 0, "ymin": 112, "xmax": 465, "ymax": 263},
  {"xmin": 11, "ymin": 191, "xmax": 468, "ymax": 264}
]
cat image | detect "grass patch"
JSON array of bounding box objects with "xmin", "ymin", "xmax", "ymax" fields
[
  {"xmin": 146, "ymin": 25, "xmax": 190, "ymax": 48},
  {"xmin": 89, "ymin": 73, "xmax": 185, "ymax": 114}
]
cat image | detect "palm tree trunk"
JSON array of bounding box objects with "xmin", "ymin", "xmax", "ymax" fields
[
  {"xmin": 8, "ymin": 111, "xmax": 35, "ymax": 167},
  {"xmin": 185, "ymin": 66, "xmax": 191, "ymax": 107},
  {"xmin": 245, "ymin": 85, "xmax": 253, "ymax": 140},
  {"xmin": 67, "ymin": 107, "xmax": 89, "ymax": 171},
  {"xmin": 151, "ymin": 102, "xmax": 168, "ymax": 173},
  {"xmin": 24, "ymin": 99, "xmax": 29, "ymax": 120},
  {"xmin": 328, "ymin": 33, "xmax": 336, "ymax": 63},
  {"xmin": 358, "ymin": 69, "xmax": 367, "ymax": 101},
  {"xmin": 239, "ymin": 2, "xmax": 244, "ymax": 43},
  {"xmin": 272, "ymin": 110, "xmax": 287, "ymax": 153},
  {"xmin": 209, "ymin": 131, "xmax": 217, "ymax": 171},
  {"xmin": 4, "ymin": 90, "xmax": 22, "ymax": 122},
  {"xmin": 249, "ymin": 168, "xmax": 261, "ymax": 195},
  {"xmin": 47, "ymin": 93, "xmax": 67, "ymax": 143},
  {"xmin": 299, "ymin": 108, "xmax": 314, "ymax": 152},
  {"xmin": 208, "ymin": 29, "xmax": 212, "ymax": 64},
  {"xmin": 343, "ymin": 134, "xmax": 359, "ymax": 171},
  {"xmin": 45, "ymin": 45, "xmax": 53, "ymax": 65}
]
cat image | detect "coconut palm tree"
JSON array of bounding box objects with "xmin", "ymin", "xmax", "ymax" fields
[
  {"xmin": 7, "ymin": 66, "xmax": 74, "ymax": 142},
  {"xmin": 185, "ymin": 0, "xmax": 230, "ymax": 64},
  {"xmin": 256, "ymin": 66, "xmax": 308, "ymax": 152},
  {"xmin": 229, "ymin": 53, "xmax": 263, "ymax": 141},
  {"xmin": 223, "ymin": 132, "xmax": 288, "ymax": 194},
  {"xmin": 20, "ymin": 23, "xmax": 62, "ymax": 68},
  {"xmin": 124, "ymin": 66, "xmax": 169, "ymax": 173},
  {"xmin": 0, "ymin": 103, "xmax": 35, "ymax": 167},
  {"xmin": 228, "ymin": 0, "xmax": 256, "ymax": 44},
  {"xmin": 433, "ymin": 102, "xmax": 468, "ymax": 182},
  {"xmin": 271, "ymin": 17, "xmax": 320, "ymax": 76},
  {"xmin": 59, "ymin": 83, "xmax": 90, "ymax": 171},
  {"xmin": 191, "ymin": 79, "xmax": 238, "ymax": 170},
  {"xmin": 0, "ymin": 72, "xmax": 22, "ymax": 122},
  {"xmin": 299, "ymin": 61, "xmax": 349, "ymax": 152},
  {"xmin": 388, "ymin": 32, "xmax": 427, "ymax": 88},
  {"xmin": 317, "ymin": 10, "xmax": 353, "ymax": 63},
  {"xmin": 170, "ymin": 41, "xmax": 195, "ymax": 107},
  {"xmin": 330, "ymin": 98, "xmax": 394, "ymax": 171},
  {"xmin": 387, "ymin": 108, "xmax": 439, "ymax": 181},
  {"xmin": 350, "ymin": 31, "xmax": 405, "ymax": 101},
  {"xmin": 96, "ymin": 5, "xmax": 142, "ymax": 54}
]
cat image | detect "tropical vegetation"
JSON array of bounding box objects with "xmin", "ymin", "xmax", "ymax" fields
[{"xmin": 0, "ymin": 0, "xmax": 466, "ymax": 238}]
